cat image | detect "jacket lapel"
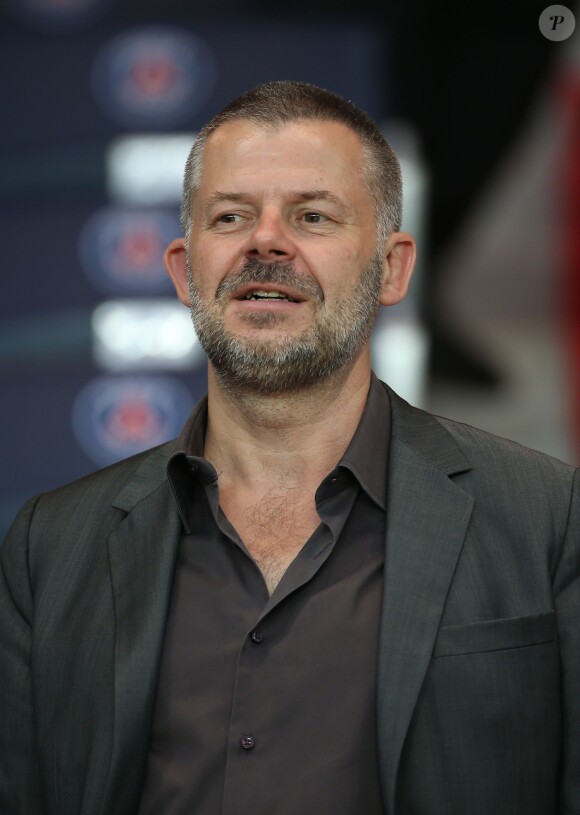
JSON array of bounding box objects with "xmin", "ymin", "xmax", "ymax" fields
[
  {"xmin": 100, "ymin": 444, "xmax": 182, "ymax": 814},
  {"xmin": 378, "ymin": 387, "xmax": 474, "ymax": 813}
]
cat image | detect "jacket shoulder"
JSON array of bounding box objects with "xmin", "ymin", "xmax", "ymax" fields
[
  {"xmin": 3, "ymin": 441, "xmax": 175, "ymax": 557},
  {"xmin": 385, "ymin": 380, "xmax": 575, "ymax": 479},
  {"xmin": 384, "ymin": 382, "xmax": 577, "ymax": 538},
  {"xmin": 435, "ymin": 412, "xmax": 575, "ymax": 479},
  {"xmin": 428, "ymin": 412, "xmax": 577, "ymax": 541},
  {"xmin": 37, "ymin": 439, "xmax": 174, "ymax": 506}
]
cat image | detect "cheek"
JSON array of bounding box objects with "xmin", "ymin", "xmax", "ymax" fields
[
  {"xmin": 188, "ymin": 247, "xmax": 223, "ymax": 297},
  {"xmin": 189, "ymin": 237, "xmax": 238, "ymax": 280},
  {"xmin": 316, "ymin": 250, "xmax": 366, "ymax": 298}
]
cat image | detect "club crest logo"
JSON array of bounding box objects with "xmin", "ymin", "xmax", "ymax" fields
[
  {"xmin": 79, "ymin": 207, "xmax": 179, "ymax": 295},
  {"xmin": 72, "ymin": 375, "xmax": 193, "ymax": 466},
  {"xmin": 92, "ymin": 26, "xmax": 217, "ymax": 128}
]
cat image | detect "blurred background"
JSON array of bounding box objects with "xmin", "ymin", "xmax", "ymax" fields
[{"xmin": 1, "ymin": 0, "xmax": 579, "ymax": 539}]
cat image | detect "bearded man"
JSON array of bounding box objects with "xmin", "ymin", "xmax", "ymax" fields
[{"xmin": 1, "ymin": 81, "xmax": 579, "ymax": 815}]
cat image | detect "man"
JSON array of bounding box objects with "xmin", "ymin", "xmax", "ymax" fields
[{"xmin": 1, "ymin": 81, "xmax": 579, "ymax": 815}]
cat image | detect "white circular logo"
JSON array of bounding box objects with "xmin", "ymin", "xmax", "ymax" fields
[{"xmin": 539, "ymin": 5, "xmax": 576, "ymax": 40}]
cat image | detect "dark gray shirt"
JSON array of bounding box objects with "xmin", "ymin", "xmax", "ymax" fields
[{"xmin": 138, "ymin": 374, "xmax": 390, "ymax": 815}]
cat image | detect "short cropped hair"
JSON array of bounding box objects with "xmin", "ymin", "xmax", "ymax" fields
[{"xmin": 180, "ymin": 80, "xmax": 402, "ymax": 245}]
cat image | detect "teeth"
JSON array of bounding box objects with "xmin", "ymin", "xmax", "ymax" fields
[{"xmin": 244, "ymin": 290, "xmax": 294, "ymax": 301}]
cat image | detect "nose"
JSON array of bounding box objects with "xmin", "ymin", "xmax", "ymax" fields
[{"xmin": 243, "ymin": 209, "xmax": 297, "ymax": 263}]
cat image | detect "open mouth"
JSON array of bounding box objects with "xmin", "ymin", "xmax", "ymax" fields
[
  {"xmin": 243, "ymin": 290, "xmax": 296, "ymax": 302},
  {"xmin": 233, "ymin": 285, "xmax": 306, "ymax": 304}
]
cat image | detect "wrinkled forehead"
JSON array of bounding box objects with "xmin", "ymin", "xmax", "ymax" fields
[{"xmin": 196, "ymin": 118, "xmax": 369, "ymax": 198}]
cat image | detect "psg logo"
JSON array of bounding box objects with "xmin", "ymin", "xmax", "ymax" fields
[
  {"xmin": 72, "ymin": 375, "xmax": 193, "ymax": 466},
  {"xmin": 79, "ymin": 207, "xmax": 179, "ymax": 295},
  {"xmin": 92, "ymin": 26, "xmax": 217, "ymax": 128}
]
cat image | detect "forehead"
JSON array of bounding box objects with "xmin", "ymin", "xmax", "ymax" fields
[{"xmin": 197, "ymin": 118, "xmax": 368, "ymax": 198}]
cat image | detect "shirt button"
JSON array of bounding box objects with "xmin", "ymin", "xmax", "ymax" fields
[
  {"xmin": 240, "ymin": 735, "xmax": 255, "ymax": 750},
  {"xmin": 250, "ymin": 630, "xmax": 264, "ymax": 644}
]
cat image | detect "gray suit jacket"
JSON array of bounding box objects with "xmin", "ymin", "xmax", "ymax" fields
[{"xmin": 1, "ymin": 384, "xmax": 579, "ymax": 815}]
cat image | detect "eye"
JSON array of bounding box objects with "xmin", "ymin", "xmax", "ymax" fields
[
  {"xmin": 217, "ymin": 213, "xmax": 241, "ymax": 223},
  {"xmin": 301, "ymin": 212, "xmax": 327, "ymax": 224}
]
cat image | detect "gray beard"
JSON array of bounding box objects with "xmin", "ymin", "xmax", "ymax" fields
[{"xmin": 186, "ymin": 254, "xmax": 383, "ymax": 395}]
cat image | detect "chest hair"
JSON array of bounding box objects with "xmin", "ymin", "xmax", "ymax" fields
[{"xmin": 222, "ymin": 482, "xmax": 321, "ymax": 594}]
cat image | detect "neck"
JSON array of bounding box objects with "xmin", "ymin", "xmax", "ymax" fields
[{"xmin": 203, "ymin": 355, "xmax": 372, "ymax": 491}]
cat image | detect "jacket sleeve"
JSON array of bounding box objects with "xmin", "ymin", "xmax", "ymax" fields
[
  {"xmin": 0, "ymin": 497, "xmax": 45, "ymax": 815},
  {"xmin": 554, "ymin": 467, "xmax": 580, "ymax": 814}
]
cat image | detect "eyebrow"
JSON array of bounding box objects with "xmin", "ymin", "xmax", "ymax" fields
[
  {"xmin": 204, "ymin": 189, "xmax": 347, "ymax": 209},
  {"xmin": 205, "ymin": 192, "xmax": 245, "ymax": 207},
  {"xmin": 293, "ymin": 190, "xmax": 345, "ymax": 207}
]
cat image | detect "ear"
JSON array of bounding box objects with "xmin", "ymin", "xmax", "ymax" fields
[
  {"xmin": 164, "ymin": 238, "xmax": 190, "ymax": 307},
  {"xmin": 379, "ymin": 232, "xmax": 416, "ymax": 307}
]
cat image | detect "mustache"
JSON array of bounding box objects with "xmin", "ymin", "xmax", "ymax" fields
[{"xmin": 215, "ymin": 259, "xmax": 323, "ymax": 302}]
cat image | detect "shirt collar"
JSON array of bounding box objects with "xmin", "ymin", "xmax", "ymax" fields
[
  {"xmin": 167, "ymin": 396, "xmax": 213, "ymax": 533},
  {"xmin": 167, "ymin": 372, "xmax": 390, "ymax": 531},
  {"xmin": 335, "ymin": 372, "xmax": 390, "ymax": 510}
]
